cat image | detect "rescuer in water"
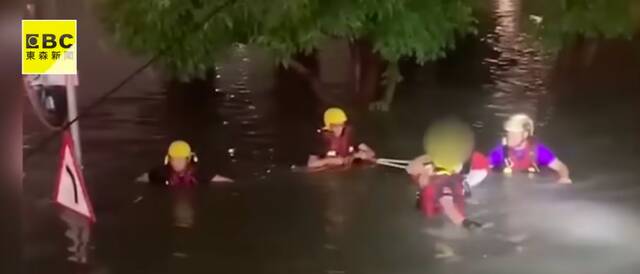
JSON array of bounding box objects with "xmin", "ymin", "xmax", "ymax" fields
[
  {"xmin": 489, "ymin": 114, "xmax": 572, "ymax": 184},
  {"xmin": 408, "ymin": 151, "xmax": 490, "ymax": 198},
  {"xmin": 406, "ymin": 118, "xmax": 485, "ymax": 229},
  {"xmin": 307, "ymin": 107, "xmax": 376, "ymax": 168},
  {"xmin": 137, "ymin": 140, "xmax": 234, "ymax": 186}
]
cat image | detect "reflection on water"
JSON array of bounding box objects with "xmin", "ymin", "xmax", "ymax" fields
[
  {"xmin": 484, "ymin": 0, "xmax": 553, "ymax": 127},
  {"xmin": 173, "ymin": 191, "xmax": 195, "ymax": 228},
  {"xmin": 59, "ymin": 208, "xmax": 91, "ymax": 264},
  {"xmin": 314, "ymin": 173, "xmax": 369, "ymax": 239},
  {"xmin": 322, "ymin": 180, "xmax": 349, "ymax": 237},
  {"xmin": 215, "ymin": 44, "xmax": 277, "ymax": 179}
]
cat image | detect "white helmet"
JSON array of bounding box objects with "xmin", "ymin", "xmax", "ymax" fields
[{"xmin": 504, "ymin": 114, "xmax": 534, "ymax": 135}]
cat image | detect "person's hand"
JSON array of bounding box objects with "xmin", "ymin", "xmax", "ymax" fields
[
  {"xmin": 557, "ymin": 177, "xmax": 572, "ymax": 184},
  {"xmin": 211, "ymin": 175, "xmax": 234, "ymax": 183},
  {"xmin": 326, "ymin": 157, "xmax": 346, "ymax": 166},
  {"xmin": 353, "ymin": 151, "xmax": 365, "ymax": 160},
  {"xmin": 418, "ymin": 174, "xmax": 430, "ymax": 188},
  {"xmin": 354, "ymin": 151, "xmax": 375, "ymax": 162},
  {"xmin": 344, "ymin": 156, "xmax": 355, "ymax": 166}
]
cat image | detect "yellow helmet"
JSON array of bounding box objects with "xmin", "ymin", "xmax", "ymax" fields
[
  {"xmin": 323, "ymin": 107, "xmax": 347, "ymax": 129},
  {"xmin": 504, "ymin": 114, "xmax": 534, "ymax": 135},
  {"xmin": 424, "ymin": 118, "xmax": 474, "ymax": 173},
  {"xmin": 168, "ymin": 140, "xmax": 192, "ymax": 158}
]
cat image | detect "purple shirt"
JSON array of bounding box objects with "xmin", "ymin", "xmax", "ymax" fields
[{"xmin": 489, "ymin": 142, "xmax": 556, "ymax": 168}]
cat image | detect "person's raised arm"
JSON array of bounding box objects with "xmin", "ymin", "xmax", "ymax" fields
[{"xmin": 406, "ymin": 155, "xmax": 432, "ymax": 176}]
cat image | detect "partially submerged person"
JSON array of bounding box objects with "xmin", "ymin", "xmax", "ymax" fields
[
  {"xmin": 406, "ymin": 119, "xmax": 485, "ymax": 229},
  {"xmin": 408, "ymin": 151, "xmax": 490, "ymax": 197},
  {"xmin": 489, "ymin": 114, "xmax": 572, "ymax": 184},
  {"xmin": 307, "ymin": 108, "xmax": 376, "ymax": 168},
  {"xmin": 137, "ymin": 140, "xmax": 233, "ymax": 186}
]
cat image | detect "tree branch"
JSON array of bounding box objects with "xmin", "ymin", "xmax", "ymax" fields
[
  {"xmin": 287, "ymin": 59, "xmax": 314, "ymax": 79},
  {"xmin": 286, "ymin": 59, "xmax": 341, "ymax": 106}
]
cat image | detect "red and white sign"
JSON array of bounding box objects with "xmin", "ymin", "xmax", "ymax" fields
[{"xmin": 54, "ymin": 131, "xmax": 95, "ymax": 222}]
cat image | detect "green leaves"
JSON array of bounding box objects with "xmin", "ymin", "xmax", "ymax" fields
[
  {"xmin": 367, "ymin": 0, "xmax": 476, "ymax": 63},
  {"xmin": 524, "ymin": 0, "xmax": 640, "ymax": 51},
  {"xmin": 100, "ymin": 0, "xmax": 477, "ymax": 79}
]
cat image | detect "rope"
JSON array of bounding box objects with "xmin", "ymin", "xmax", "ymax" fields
[
  {"xmin": 376, "ymin": 158, "xmax": 411, "ymax": 164},
  {"xmin": 375, "ymin": 160, "xmax": 408, "ymax": 169}
]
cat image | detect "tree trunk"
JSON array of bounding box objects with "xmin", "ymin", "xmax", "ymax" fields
[
  {"xmin": 381, "ymin": 62, "xmax": 401, "ymax": 103},
  {"xmin": 285, "ymin": 41, "xmax": 399, "ymax": 110},
  {"xmin": 369, "ymin": 61, "xmax": 402, "ymax": 112},
  {"xmin": 349, "ymin": 39, "xmax": 385, "ymax": 107},
  {"xmin": 349, "ymin": 41, "xmax": 362, "ymax": 95}
]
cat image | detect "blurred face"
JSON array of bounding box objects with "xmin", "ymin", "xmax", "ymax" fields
[
  {"xmin": 506, "ymin": 131, "xmax": 528, "ymax": 148},
  {"xmin": 169, "ymin": 157, "xmax": 189, "ymax": 172},
  {"xmin": 329, "ymin": 124, "xmax": 345, "ymax": 136}
]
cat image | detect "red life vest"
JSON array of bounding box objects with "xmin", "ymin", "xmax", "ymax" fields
[
  {"xmin": 470, "ymin": 152, "xmax": 489, "ymax": 170},
  {"xmin": 167, "ymin": 164, "xmax": 198, "ymax": 187},
  {"xmin": 321, "ymin": 125, "xmax": 355, "ymax": 157},
  {"xmin": 412, "ymin": 153, "xmax": 487, "ymax": 217},
  {"xmin": 415, "ymin": 171, "xmax": 466, "ymax": 218},
  {"xmin": 505, "ymin": 140, "xmax": 538, "ymax": 172},
  {"xmin": 460, "ymin": 151, "xmax": 490, "ymax": 174}
]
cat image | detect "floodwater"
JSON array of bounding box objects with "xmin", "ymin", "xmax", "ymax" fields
[{"xmin": 22, "ymin": 0, "xmax": 640, "ymax": 273}]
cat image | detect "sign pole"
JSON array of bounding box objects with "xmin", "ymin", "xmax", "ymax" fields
[{"xmin": 66, "ymin": 75, "xmax": 82, "ymax": 166}]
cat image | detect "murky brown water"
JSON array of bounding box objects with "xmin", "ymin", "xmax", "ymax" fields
[{"xmin": 22, "ymin": 0, "xmax": 640, "ymax": 273}]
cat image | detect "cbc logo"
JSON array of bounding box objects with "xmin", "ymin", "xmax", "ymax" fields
[
  {"xmin": 22, "ymin": 19, "xmax": 77, "ymax": 74},
  {"xmin": 25, "ymin": 33, "xmax": 74, "ymax": 49}
]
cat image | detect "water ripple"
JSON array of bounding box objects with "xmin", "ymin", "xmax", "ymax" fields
[{"xmin": 482, "ymin": 0, "xmax": 555, "ymax": 130}]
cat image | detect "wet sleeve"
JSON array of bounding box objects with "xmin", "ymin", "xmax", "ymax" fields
[
  {"xmin": 536, "ymin": 143, "xmax": 557, "ymax": 167},
  {"xmin": 488, "ymin": 145, "xmax": 504, "ymax": 168},
  {"xmin": 466, "ymin": 169, "xmax": 488, "ymax": 187},
  {"xmin": 148, "ymin": 166, "xmax": 169, "ymax": 186},
  {"xmin": 470, "ymin": 152, "xmax": 489, "ymax": 170}
]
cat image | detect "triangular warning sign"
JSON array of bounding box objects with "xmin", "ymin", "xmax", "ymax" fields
[{"xmin": 54, "ymin": 131, "xmax": 96, "ymax": 222}]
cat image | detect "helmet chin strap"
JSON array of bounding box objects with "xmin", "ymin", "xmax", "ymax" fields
[{"xmin": 164, "ymin": 153, "xmax": 198, "ymax": 165}]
